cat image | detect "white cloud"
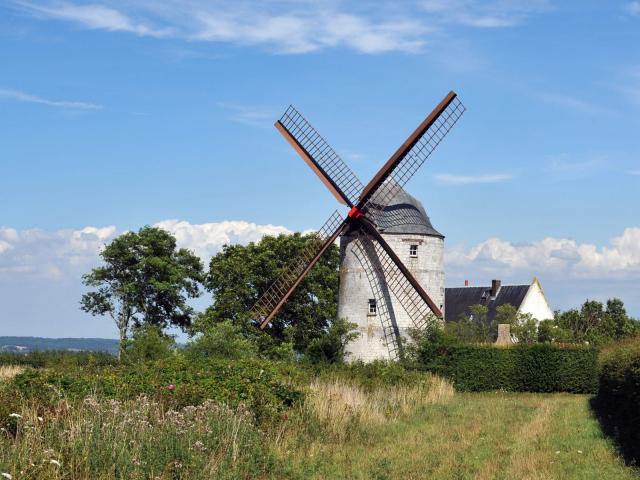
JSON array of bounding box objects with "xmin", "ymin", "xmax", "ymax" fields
[
  {"xmin": 0, "ymin": 88, "xmax": 102, "ymax": 110},
  {"xmin": 446, "ymin": 227, "xmax": 640, "ymax": 280},
  {"xmin": 17, "ymin": 1, "xmax": 170, "ymax": 37},
  {"xmin": 154, "ymin": 219, "xmax": 290, "ymax": 263},
  {"xmin": 420, "ymin": 0, "xmax": 550, "ymax": 28},
  {"xmin": 0, "ymin": 225, "xmax": 117, "ymax": 278},
  {"xmin": 0, "ymin": 220, "xmax": 289, "ymax": 280},
  {"xmin": 627, "ymin": 2, "xmax": 640, "ymax": 15},
  {"xmin": 434, "ymin": 173, "xmax": 512, "ymax": 185},
  {"xmin": 12, "ymin": 0, "xmax": 548, "ymax": 54}
]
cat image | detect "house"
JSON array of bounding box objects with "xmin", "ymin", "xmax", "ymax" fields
[{"xmin": 444, "ymin": 277, "xmax": 554, "ymax": 324}]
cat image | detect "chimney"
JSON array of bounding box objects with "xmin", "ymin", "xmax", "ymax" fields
[
  {"xmin": 464, "ymin": 280, "xmax": 469, "ymax": 287},
  {"xmin": 491, "ymin": 279, "xmax": 501, "ymax": 298}
]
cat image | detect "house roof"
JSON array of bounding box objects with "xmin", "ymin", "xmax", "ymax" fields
[
  {"xmin": 374, "ymin": 189, "xmax": 443, "ymax": 237},
  {"xmin": 444, "ymin": 284, "xmax": 530, "ymax": 323}
]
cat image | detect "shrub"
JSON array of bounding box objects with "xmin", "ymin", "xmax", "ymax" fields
[
  {"xmin": 304, "ymin": 319, "xmax": 359, "ymax": 364},
  {"xmin": 184, "ymin": 321, "xmax": 258, "ymax": 360},
  {"xmin": 593, "ymin": 337, "xmax": 640, "ymax": 464},
  {"xmin": 9, "ymin": 357, "xmax": 305, "ymax": 424},
  {"xmin": 122, "ymin": 324, "xmax": 176, "ymax": 364},
  {"xmin": 414, "ymin": 339, "xmax": 598, "ymax": 393}
]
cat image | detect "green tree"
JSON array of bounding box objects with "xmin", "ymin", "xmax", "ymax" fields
[
  {"xmin": 80, "ymin": 226, "xmax": 204, "ymax": 360},
  {"xmin": 200, "ymin": 233, "xmax": 339, "ymax": 353},
  {"xmin": 494, "ymin": 304, "xmax": 518, "ymax": 326},
  {"xmin": 122, "ymin": 324, "xmax": 176, "ymax": 363},
  {"xmin": 537, "ymin": 319, "xmax": 572, "ymax": 343},
  {"xmin": 185, "ymin": 320, "xmax": 258, "ymax": 360},
  {"xmin": 305, "ymin": 319, "xmax": 359, "ymax": 364},
  {"xmin": 470, "ymin": 304, "xmax": 493, "ymax": 342},
  {"xmin": 511, "ymin": 312, "xmax": 538, "ymax": 344}
]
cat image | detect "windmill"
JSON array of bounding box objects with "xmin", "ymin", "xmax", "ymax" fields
[{"xmin": 251, "ymin": 91, "xmax": 465, "ymax": 358}]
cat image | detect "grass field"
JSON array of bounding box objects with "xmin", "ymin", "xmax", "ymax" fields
[
  {"xmin": 2, "ymin": 366, "xmax": 638, "ymax": 479},
  {"xmin": 282, "ymin": 392, "xmax": 639, "ymax": 480}
]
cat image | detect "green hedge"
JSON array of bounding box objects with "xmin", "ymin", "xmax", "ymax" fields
[
  {"xmin": 593, "ymin": 338, "xmax": 640, "ymax": 464},
  {"xmin": 417, "ymin": 343, "xmax": 598, "ymax": 393}
]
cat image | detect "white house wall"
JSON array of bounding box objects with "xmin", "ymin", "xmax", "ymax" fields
[{"xmin": 518, "ymin": 279, "xmax": 554, "ymax": 322}]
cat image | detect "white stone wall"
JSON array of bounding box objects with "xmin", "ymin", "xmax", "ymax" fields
[
  {"xmin": 338, "ymin": 233, "xmax": 444, "ymax": 362},
  {"xmin": 518, "ymin": 278, "xmax": 554, "ymax": 322}
]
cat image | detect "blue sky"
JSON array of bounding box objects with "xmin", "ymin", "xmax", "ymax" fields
[{"xmin": 1, "ymin": 0, "xmax": 639, "ymax": 338}]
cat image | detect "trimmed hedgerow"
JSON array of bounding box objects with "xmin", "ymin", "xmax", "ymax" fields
[
  {"xmin": 416, "ymin": 343, "xmax": 598, "ymax": 393},
  {"xmin": 592, "ymin": 337, "xmax": 640, "ymax": 465}
]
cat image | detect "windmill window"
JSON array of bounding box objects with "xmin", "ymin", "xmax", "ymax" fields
[
  {"xmin": 409, "ymin": 245, "xmax": 418, "ymax": 257},
  {"xmin": 368, "ymin": 299, "xmax": 377, "ymax": 315}
]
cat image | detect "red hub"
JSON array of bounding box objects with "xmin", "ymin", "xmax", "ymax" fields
[{"xmin": 348, "ymin": 206, "xmax": 364, "ymax": 219}]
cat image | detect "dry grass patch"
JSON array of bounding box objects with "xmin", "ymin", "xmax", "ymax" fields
[
  {"xmin": 0, "ymin": 365, "xmax": 24, "ymax": 382},
  {"xmin": 304, "ymin": 374, "xmax": 454, "ymax": 435}
]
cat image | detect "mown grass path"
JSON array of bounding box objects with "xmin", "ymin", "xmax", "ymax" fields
[{"xmin": 283, "ymin": 393, "xmax": 639, "ymax": 480}]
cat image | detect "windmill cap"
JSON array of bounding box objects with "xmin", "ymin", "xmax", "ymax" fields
[{"xmin": 373, "ymin": 189, "xmax": 443, "ymax": 237}]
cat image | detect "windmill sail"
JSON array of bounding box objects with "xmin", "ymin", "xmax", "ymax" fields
[
  {"xmin": 251, "ymin": 210, "xmax": 346, "ymax": 328},
  {"xmin": 277, "ymin": 105, "xmax": 364, "ymax": 207},
  {"xmin": 359, "ymin": 92, "xmax": 465, "ymax": 213}
]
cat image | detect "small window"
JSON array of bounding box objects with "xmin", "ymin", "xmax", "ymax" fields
[
  {"xmin": 368, "ymin": 299, "xmax": 377, "ymax": 315},
  {"xmin": 409, "ymin": 244, "xmax": 418, "ymax": 257}
]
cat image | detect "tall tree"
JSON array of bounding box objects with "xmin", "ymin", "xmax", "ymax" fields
[
  {"xmin": 80, "ymin": 226, "xmax": 204, "ymax": 360},
  {"xmin": 199, "ymin": 232, "xmax": 339, "ymax": 353}
]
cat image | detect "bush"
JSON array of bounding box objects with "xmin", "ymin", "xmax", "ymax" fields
[
  {"xmin": 414, "ymin": 338, "xmax": 598, "ymax": 393},
  {"xmin": 122, "ymin": 324, "xmax": 176, "ymax": 364},
  {"xmin": 9, "ymin": 357, "xmax": 305, "ymax": 424},
  {"xmin": 305, "ymin": 319, "xmax": 359, "ymax": 364},
  {"xmin": 592, "ymin": 337, "xmax": 640, "ymax": 465},
  {"xmin": 184, "ymin": 321, "xmax": 258, "ymax": 360}
]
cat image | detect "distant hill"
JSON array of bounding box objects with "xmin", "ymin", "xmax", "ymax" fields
[{"xmin": 0, "ymin": 336, "xmax": 119, "ymax": 355}]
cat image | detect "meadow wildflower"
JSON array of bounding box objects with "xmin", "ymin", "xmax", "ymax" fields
[
  {"xmin": 166, "ymin": 384, "xmax": 175, "ymax": 391},
  {"xmin": 8, "ymin": 413, "xmax": 21, "ymax": 419}
]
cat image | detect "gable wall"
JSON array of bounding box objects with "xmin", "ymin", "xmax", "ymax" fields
[{"xmin": 517, "ymin": 280, "xmax": 554, "ymax": 322}]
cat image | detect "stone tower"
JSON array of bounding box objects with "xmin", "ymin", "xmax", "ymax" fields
[{"xmin": 337, "ymin": 190, "xmax": 444, "ymax": 362}]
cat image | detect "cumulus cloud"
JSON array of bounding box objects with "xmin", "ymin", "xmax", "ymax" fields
[
  {"xmin": 154, "ymin": 219, "xmax": 290, "ymax": 262},
  {"xmin": 0, "ymin": 220, "xmax": 290, "ymax": 280},
  {"xmin": 0, "ymin": 225, "xmax": 117, "ymax": 278},
  {"xmin": 12, "ymin": 0, "xmax": 549, "ymax": 54},
  {"xmin": 0, "ymin": 88, "xmax": 102, "ymax": 110},
  {"xmin": 446, "ymin": 227, "xmax": 640, "ymax": 280}
]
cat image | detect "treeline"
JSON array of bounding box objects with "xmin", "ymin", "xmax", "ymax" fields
[
  {"xmin": 80, "ymin": 226, "xmax": 344, "ymax": 362},
  {"xmin": 0, "ymin": 337, "xmax": 119, "ymax": 355},
  {"xmin": 80, "ymin": 226, "xmax": 638, "ymax": 364},
  {"xmin": 444, "ymin": 299, "xmax": 639, "ymax": 346}
]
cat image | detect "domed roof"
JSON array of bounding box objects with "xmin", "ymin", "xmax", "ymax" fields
[{"xmin": 373, "ymin": 189, "xmax": 443, "ymax": 237}]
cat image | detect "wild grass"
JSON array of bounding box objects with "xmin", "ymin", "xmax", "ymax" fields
[
  {"xmin": 283, "ymin": 392, "xmax": 639, "ymax": 480},
  {"xmin": 1, "ymin": 364, "xmax": 638, "ymax": 479},
  {"xmin": 303, "ymin": 374, "xmax": 453, "ymax": 435},
  {"xmin": 0, "ymin": 366, "xmax": 24, "ymax": 382},
  {"xmin": 0, "ymin": 396, "xmax": 275, "ymax": 479}
]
